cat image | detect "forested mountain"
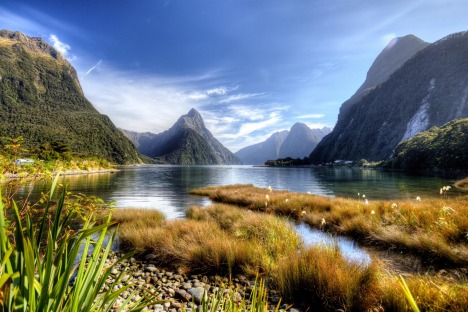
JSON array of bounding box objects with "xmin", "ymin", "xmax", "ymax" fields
[
  {"xmin": 310, "ymin": 31, "xmax": 468, "ymax": 163},
  {"xmin": 0, "ymin": 30, "xmax": 140, "ymax": 164},
  {"xmin": 235, "ymin": 130, "xmax": 289, "ymax": 165},
  {"xmin": 121, "ymin": 109, "xmax": 241, "ymax": 165},
  {"xmin": 386, "ymin": 118, "xmax": 468, "ymax": 171}
]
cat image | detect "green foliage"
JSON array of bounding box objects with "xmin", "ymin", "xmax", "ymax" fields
[
  {"xmin": 264, "ymin": 157, "xmax": 311, "ymax": 167},
  {"xmin": 0, "ymin": 35, "xmax": 140, "ymax": 164},
  {"xmin": 386, "ymin": 118, "xmax": 468, "ymax": 171},
  {"xmin": 0, "ymin": 174, "xmax": 152, "ymax": 311}
]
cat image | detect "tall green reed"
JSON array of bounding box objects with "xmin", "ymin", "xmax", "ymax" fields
[{"xmin": 0, "ymin": 173, "xmax": 152, "ymax": 311}]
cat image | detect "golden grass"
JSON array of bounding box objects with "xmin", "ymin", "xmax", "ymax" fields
[
  {"xmin": 107, "ymin": 205, "xmax": 468, "ymax": 311},
  {"xmin": 111, "ymin": 204, "xmax": 300, "ymax": 275},
  {"xmin": 191, "ymin": 185, "xmax": 468, "ymax": 266},
  {"xmin": 274, "ymin": 246, "xmax": 380, "ymax": 311},
  {"xmin": 380, "ymin": 274, "xmax": 468, "ymax": 311}
]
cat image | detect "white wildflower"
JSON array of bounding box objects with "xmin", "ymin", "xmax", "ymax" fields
[
  {"xmin": 416, "ymin": 196, "xmax": 421, "ymax": 201},
  {"xmin": 440, "ymin": 188, "xmax": 444, "ymax": 195},
  {"xmin": 391, "ymin": 203, "xmax": 398, "ymax": 209},
  {"xmin": 285, "ymin": 199, "xmax": 289, "ymax": 203},
  {"xmin": 362, "ymin": 194, "xmax": 366, "ymax": 198},
  {"xmin": 268, "ymin": 186, "xmax": 273, "ymax": 193},
  {"xmin": 265, "ymin": 194, "xmax": 270, "ymax": 201},
  {"xmin": 365, "ymin": 199, "xmax": 369, "ymax": 205},
  {"xmin": 371, "ymin": 210, "xmax": 375, "ymax": 215},
  {"xmin": 321, "ymin": 218, "xmax": 326, "ymax": 226},
  {"xmin": 301, "ymin": 210, "xmax": 306, "ymax": 216}
]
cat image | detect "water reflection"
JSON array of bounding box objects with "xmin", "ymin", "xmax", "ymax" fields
[
  {"xmin": 12, "ymin": 165, "xmax": 461, "ymax": 219},
  {"xmin": 293, "ymin": 223, "xmax": 371, "ymax": 264}
]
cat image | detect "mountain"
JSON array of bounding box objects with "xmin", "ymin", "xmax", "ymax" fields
[
  {"xmin": 385, "ymin": 118, "xmax": 468, "ymax": 171},
  {"xmin": 235, "ymin": 130, "xmax": 289, "ymax": 165},
  {"xmin": 278, "ymin": 123, "xmax": 331, "ymax": 159},
  {"xmin": 340, "ymin": 35, "xmax": 430, "ymax": 117},
  {"xmin": 0, "ymin": 30, "xmax": 140, "ymax": 164},
  {"xmin": 310, "ymin": 31, "xmax": 468, "ymax": 163},
  {"xmin": 235, "ymin": 123, "xmax": 331, "ymax": 165},
  {"xmin": 121, "ymin": 109, "xmax": 242, "ymax": 165}
]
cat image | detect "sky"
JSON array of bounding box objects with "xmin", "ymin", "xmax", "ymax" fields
[{"xmin": 1, "ymin": 0, "xmax": 467, "ymax": 152}]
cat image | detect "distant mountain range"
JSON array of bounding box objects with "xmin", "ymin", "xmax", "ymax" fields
[
  {"xmin": 235, "ymin": 123, "xmax": 331, "ymax": 165},
  {"xmin": 310, "ymin": 31, "xmax": 468, "ymax": 163},
  {"xmin": 121, "ymin": 109, "xmax": 241, "ymax": 165},
  {"xmin": 0, "ymin": 30, "xmax": 140, "ymax": 164},
  {"xmin": 235, "ymin": 130, "xmax": 289, "ymax": 165}
]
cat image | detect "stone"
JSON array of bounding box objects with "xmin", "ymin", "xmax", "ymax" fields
[
  {"xmin": 182, "ymin": 283, "xmax": 192, "ymax": 290},
  {"xmin": 174, "ymin": 289, "xmax": 192, "ymax": 302},
  {"xmin": 187, "ymin": 287, "xmax": 206, "ymax": 305},
  {"xmin": 145, "ymin": 266, "xmax": 158, "ymax": 273},
  {"xmin": 111, "ymin": 269, "xmax": 119, "ymax": 275}
]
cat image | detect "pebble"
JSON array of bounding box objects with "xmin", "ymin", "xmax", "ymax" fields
[{"xmin": 99, "ymin": 251, "xmax": 300, "ymax": 312}]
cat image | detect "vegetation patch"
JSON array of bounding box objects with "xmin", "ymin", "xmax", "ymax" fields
[
  {"xmin": 190, "ymin": 184, "xmax": 468, "ymax": 267},
  {"xmin": 385, "ymin": 118, "xmax": 468, "ymax": 172}
]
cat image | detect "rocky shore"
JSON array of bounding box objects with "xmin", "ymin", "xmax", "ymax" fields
[{"xmin": 102, "ymin": 252, "xmax": 299, "ymax": 312}]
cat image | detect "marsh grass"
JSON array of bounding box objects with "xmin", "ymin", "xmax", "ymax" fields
[
  {"xmin": 109, "ymin": 205, "xmax": 300, "ymax": 275},
  {"xmin": 191, "ymin": 185, "xmax": 468, "ymax": 266},
  {"xmin": 380, "ymin": 274, "xmax": 468, "ymax": 311},
  {"xmin": 274, "ymin": 245, "xmax": 380, "ymax": 311}
]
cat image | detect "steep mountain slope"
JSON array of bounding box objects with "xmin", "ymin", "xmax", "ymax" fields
[
  {"xmin": 122, "ymin": 109, "xmax": 241, "ymax": 165},
  {"xmin": 235, "ymin": 130, "xmax": 289, "ymax": 165},
  {"xmin": 310, "ymin": 31, "xmax": 468, "ymax": 163},
  {"xmin": 278, "ymin": 123, "xmax": 331, "ymax": 159},
  {"xmin": 0, "ymin": 30, "xmax": 139, "ymax": 164},
  {"xmin": 386, "ymin": 118, "xmax": 468, "ymax": 171},
  {"xmin": 340, "ymin": 35, "xmax": 429, "ymax": 118}
]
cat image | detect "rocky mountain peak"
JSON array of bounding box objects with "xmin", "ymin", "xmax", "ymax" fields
[
  {"xmin": 177, "ymin": 108, "xmax": 205, "ymax": 132},
  {"xmin": 0, "ymin": 30, "xmax": 65, "ymax": 62}
]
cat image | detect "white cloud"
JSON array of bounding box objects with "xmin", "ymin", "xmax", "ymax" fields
[
  {"xmin": 49, "ymin": 34, "xmax": 71, "ymax": 57},
  {"xmin": 296, "ymin": 113, "xmax": 325, "ymax": 119},
  {"xmin": 206, "ymin": 86, "xmax": 231, "ymax": 95},
  {"xmin": 219, "ymin": 92, "xmax": 265, "ymax": 104}
]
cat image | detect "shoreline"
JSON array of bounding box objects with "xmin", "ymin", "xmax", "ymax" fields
[{"xmin": 3, "ymin": 167, "xmax": 119, "ymax": 181}]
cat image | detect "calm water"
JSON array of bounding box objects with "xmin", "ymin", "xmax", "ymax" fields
[{"xmin": 15, "ymin": 165, "xmax": 463, "ymax": 219}]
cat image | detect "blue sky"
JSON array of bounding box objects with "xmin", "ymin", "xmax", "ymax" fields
[{"xmin": 1, "ymin": 0, "xmax": 467, "ymax": 151}]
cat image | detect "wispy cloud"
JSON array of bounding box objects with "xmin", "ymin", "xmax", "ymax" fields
[
  {"xmin": 219, "ymin": 92, "xmax": 266, "ymax": 104},
  {"xmin": 83, "ymin": 59, "xmax": 103, "ymax": 77},
  {"xmin": 296, "ymin": 113, "xmax": 325, "ymax": 119}
]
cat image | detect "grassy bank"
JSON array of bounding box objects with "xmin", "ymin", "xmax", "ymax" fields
[
  {"xmin": 105, "ymin": 205, "xmax": 468, "ymax": 311},
  {"xmin": 190, "ymin": 184, "xmax": 468, "ymax": 267}
]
